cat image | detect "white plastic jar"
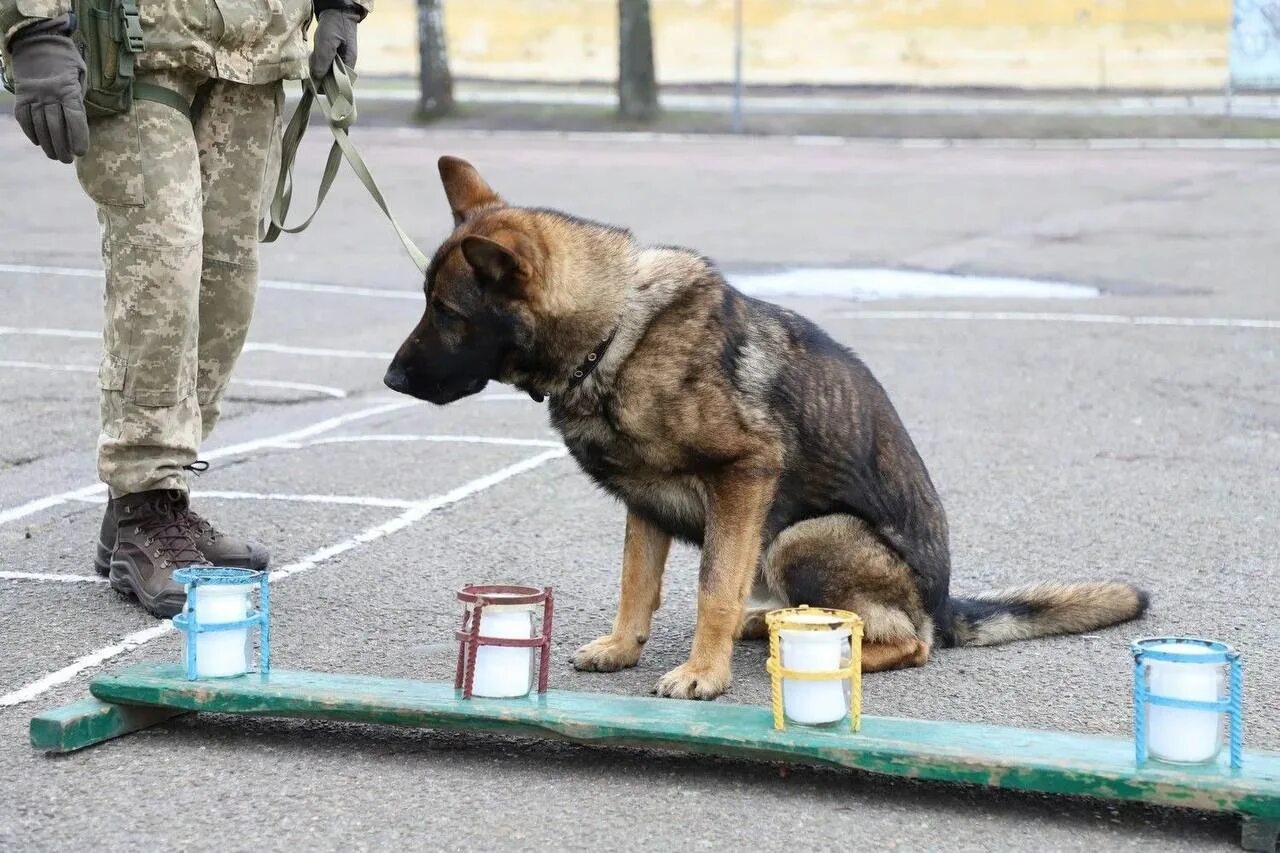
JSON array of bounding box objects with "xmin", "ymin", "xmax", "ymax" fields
[
  {"xmin": 1142, "ymin": 641, "xmax": 1225, "ymax": 763},
  {"xmin": 779, "ymin": 613, "xmax": 852, "ymax": 725},
  {"xmin": 470, "ymin": 599, "xmax": 536, "ymax": 698},
  {"xmin": 189, "ymin": 583, "xmax": 252, "ymax": 678}
]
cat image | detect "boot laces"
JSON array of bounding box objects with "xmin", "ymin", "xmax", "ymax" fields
[
  {"xmin": 139, "ymin": 493, "xmax": 206, "ymax": 565},
  {"xmin": 187, "ymin": 508, "xmax": 220, "ymax": 542}
]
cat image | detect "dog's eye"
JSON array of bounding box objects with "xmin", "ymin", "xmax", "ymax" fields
[{"xmin": 433, "ymin": 300, "xmax": 468, "ymax": 326}]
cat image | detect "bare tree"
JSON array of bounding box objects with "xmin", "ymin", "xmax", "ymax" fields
[
  {"xmin": 418, "ymin": 0, "xmax": 455, "ymax": 119},
  {"xmin": 618, "ymin": 0, "xmax": 658, "ymax": 121}
]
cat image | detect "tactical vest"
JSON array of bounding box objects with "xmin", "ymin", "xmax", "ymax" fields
[{"xmin": 2, "ymin": 0, "xmax": 187, "ymax": 118}]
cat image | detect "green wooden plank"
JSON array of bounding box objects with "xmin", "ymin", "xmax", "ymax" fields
[
  {"xmin": 89, "ymin": 663, "xmax": 1280, "ymax": 820},
  {"xmin": 29, "ymin": 696, "xmax": 186, "ymax": 753}
]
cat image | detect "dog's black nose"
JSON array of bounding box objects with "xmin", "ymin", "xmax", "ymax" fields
[{"xmin": 383, "ymin": 366, "xmax": 410, "ymax": 394}]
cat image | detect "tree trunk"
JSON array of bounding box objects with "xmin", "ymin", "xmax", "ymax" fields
[
  {"xmin": 418, "ymin": 0, "xmax": 455, "ymax": 119},
  {"xmin": 618, "ymin": 0, "xmax": 658, "ymax": 121}
]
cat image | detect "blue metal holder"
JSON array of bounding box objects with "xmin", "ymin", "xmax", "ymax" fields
[
  {"xmin": 172, "ymin": 567, "xmax": 271, "ymax": 681},
  {"xmin": 1132, "ymin": 637, "xmax": 1242, "ymax": 771}
]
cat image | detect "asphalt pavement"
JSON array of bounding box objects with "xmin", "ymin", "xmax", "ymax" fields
[{"xmin": 1, "ymin": 127, "xmax": 1277, "ymax": 852}]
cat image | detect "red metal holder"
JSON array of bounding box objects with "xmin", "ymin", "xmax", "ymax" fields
[{"xmin": 454, "ymin": 584, "xmax": 554, "ymax": 699}]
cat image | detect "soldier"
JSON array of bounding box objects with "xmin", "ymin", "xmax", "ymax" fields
[{"xmin": 1, "ymin": 0, "xmax": 369, "ymax": 616}]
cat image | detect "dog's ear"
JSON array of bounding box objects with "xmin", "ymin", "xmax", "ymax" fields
[
  {"xmin": 461, "ymin": 233, "xmax": 528, "ymax": 295},
  {"xmin": 439, "ymin": 156, "xmax": 503, "ymax": 226}
]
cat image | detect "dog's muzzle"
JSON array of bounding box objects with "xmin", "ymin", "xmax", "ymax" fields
[{"xmin": 383, "ymin": 366, "xmax": 411, "ymax": 394}]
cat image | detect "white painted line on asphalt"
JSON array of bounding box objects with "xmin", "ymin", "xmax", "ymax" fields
[
  {"xmin": 304, "ymin": 434, "xmax": 564, "ymax": 449},
  {"xmin": 734, "ymin": 268, "xmax": 1098, "ymax": 300},
  {"xmin": 0, "ymin": 446, "xmax": 568, "ymax": 708},
  {"xmin": 0, "ymin": 326, "xmax": 393, "ymax": 362},
  {"xmin": 194, "ymin": 491, "xmax": 419, "ymax": 509},
  {"xmin": 0, "ymin": 484, "xmax": 108, "ymax": 530},
  {"xmin": 0, "ymin": 263, "xmax": 419, "ymax": 302},
  {"xmin": 241, "ymin": 342, "xmax": 394, "ymax": 360},
  {"xmin": 0, "ymin": 571, "xmax": 107, "ymax": 584},
  {"xmin": 0, "ymin": 400, "xmax": 415, "ymax": 529},
  {"xmin": 269, "ymin": 447, "xmax": 567, "ymax": 582},
  {"xmin": 0, "ymin": 622, "xmax": 173, "ymax": 708},
  {"xmin": 0, "ymin": 261, "xmax": 1108, "ymax": 303},
  {"xmin": 230, "ymin": 378, "xmax": 348, "ymax": 398},
  {"xmin": 0, "ymin": 263, "xmax": 101, "ymax": 279},
  {"xmin": 0, "ymin": 360, "xmax": 349, "ymax": 399},
  {"xmin": 187, "ymin": 400, "xmax": 417, "ymax": 463},
  {"xmin": 66, "ymin": 491, "xmax": 419, "ymax": 509},
  {"xmin": 258, "ymin": 278, "xmax": 420, "ymax": 300},
  {"xmin": 0, "ymin": 359, "xmax": 95, "ymax": 374},
  {"xmin": 0, "ymin": 325, "xmax": 99, "ymax": 340},
  {"xmin": 837, "ymin": 310, "xmax": 1280, "ymax": 330}
]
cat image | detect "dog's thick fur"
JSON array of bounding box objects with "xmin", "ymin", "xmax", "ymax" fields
[{"xmin": 385, "ymin": 156, "xmax": 1149, "ymax": 700}]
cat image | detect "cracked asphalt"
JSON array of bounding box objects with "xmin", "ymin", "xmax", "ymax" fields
[{"xmin": 1, "ymin": 128, "xmax": 1278, "ymax": 852}]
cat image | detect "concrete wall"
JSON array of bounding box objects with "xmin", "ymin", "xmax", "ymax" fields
[{"xmin": 358, "ymin": 0, "xmax": 1234, "ymax": 90}]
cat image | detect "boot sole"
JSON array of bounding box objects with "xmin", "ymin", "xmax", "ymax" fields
[{"xmin": 100, "ymin": 542, "xmax": 267, "ymax": 577}]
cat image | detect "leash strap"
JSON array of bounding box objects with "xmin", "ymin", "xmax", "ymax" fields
[
  {"xmin": 133, "ymin": 82, "xmax": 191, "ymax": 119},
  {"xmin": 259, "ymin": 58, "xmax": 430, "ymax": 274}
]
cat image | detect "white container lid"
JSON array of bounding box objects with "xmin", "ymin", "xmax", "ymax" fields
[
  {"xmin": 471, "ymin": 592, "xmax": 538, "ymax": 613},
  {"xmin": 778, "ymin": 611, "xmax": 852, "ymax": 643},
  {"xmin": 1144, "ymin": 641, "xmax": 1221, "ymax": 660}
]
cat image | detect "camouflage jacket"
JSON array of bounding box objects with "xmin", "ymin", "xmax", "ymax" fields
[{"xmin": 1, "ymin": 0, "xmax": 371, "ymax": 84}]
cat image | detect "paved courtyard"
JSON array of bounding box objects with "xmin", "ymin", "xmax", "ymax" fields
[{"xmin": 1, "ymin": 128, "xmax": 1277, "ymax": 851}]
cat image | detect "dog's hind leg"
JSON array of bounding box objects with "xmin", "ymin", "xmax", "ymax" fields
[
  {"xmin": 737, "ymin": 579, "xmax": 785, "ymax": 641},
  {"xmin": 762, "ymin": 515, "xmax": 933, "ymax": 673}
]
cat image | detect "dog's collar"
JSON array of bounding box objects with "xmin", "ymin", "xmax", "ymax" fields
[
  {"xmin": 523, "ymin": 330, "xmax": 617, "ymax": 403},
  {"xmin": 567, "ymin": 330, "xmax": 616, "ymax": 390}
]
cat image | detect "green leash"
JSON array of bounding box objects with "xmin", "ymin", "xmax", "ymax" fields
[
  {"xmin": 133, "ymin": 82, "xmax": 192, "ymax": 119},
  {"xmin": 259, "ymin": 58, "xmax": 430, "ymax": 274}
]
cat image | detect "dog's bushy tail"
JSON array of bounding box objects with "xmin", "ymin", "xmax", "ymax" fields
[{"xmin": 949, "ymin": 581, "xmax": 1149, "ymax": 647}]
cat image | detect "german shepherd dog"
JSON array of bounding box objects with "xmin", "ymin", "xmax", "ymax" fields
[{"xmin": 385, "ymin": 157, "xmax": 1149, "ymax": 700}]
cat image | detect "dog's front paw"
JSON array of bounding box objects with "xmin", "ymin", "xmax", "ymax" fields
[
  {"xmin": 653, "ymin": 661, "xmax": 731, "ymax": 700},
  {"xmin": 573, "ymin": 634, "xmax": 643, "ymax": 672}
]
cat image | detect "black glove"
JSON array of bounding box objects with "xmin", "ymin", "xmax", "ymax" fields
[
  {"xmin": 310, "ymin": 0, "xmax": 364, "ymax": 81},
  {"xmin": 9, "ymin": 15, "xmax": 88, "ymax": 163}
]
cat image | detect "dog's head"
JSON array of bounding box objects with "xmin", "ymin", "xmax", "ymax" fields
[{"xmin": 384, "ymin": 156, "xmax": 630, "ymax": 405}]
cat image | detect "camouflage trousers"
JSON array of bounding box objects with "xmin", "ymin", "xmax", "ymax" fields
[{"xmin": 76, "ymin": 70, "xmax": 283, "ymax": 496}]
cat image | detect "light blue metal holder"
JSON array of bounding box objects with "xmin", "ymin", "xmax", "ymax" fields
[
  {"xmin": 1132, "ymin": 637, "xmax": 1242, "ymax": 771},
  {"xmin": 172, "ymin": 567, "xmax": 270, "ymax": 681}
]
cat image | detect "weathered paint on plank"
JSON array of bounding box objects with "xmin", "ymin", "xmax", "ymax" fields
[
  {"xmin": 84, "ymin": 663, "xmax": 1280, "ymax": 820},
  {"xmin": 29, "ymin": 696, "xmax": 186, "ymax": 753}
]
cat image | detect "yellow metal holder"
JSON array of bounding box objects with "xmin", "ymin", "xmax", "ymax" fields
[{"xmin": 765, "ymin": 605, "xmax": 863, "ymax": 732}]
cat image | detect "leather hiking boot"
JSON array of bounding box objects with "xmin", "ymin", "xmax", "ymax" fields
[
  {"xmin": 108, "ymin": 490, "xmax": 210, "ymax": 618},
  {"xmin": 187, "ymin": 506, "xmax": 270, "ymax": 572},
  {"xmin": 94, "ymin": 500, "xmax": 115, "ymax": 576},
  {"xmin": 96, "ymin": 497, "xmax": 270, "ymax": 575}
]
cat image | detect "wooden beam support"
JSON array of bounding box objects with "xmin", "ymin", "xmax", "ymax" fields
[{"xmin": 29, "ymin": 696, "xmax": 186, "ymax": 753}]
